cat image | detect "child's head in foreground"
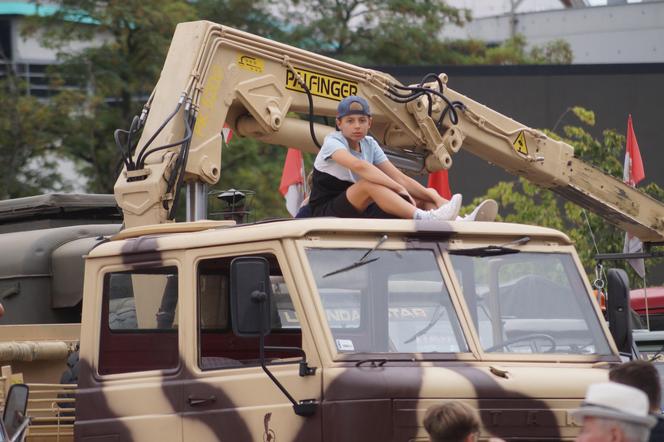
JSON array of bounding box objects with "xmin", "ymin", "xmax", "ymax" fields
[{"xmin": 423, "ymin": 401, "xmax": 480, "ymax": 442}]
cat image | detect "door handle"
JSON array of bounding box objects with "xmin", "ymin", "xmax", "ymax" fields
[{"xmin": 188, "ymin": 395, "xmax": 217, "ymax": 407}]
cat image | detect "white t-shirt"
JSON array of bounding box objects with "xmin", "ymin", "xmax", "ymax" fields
[{"xmin": 314, "ymin": 131, "xmax": 388, "ymax": 183}]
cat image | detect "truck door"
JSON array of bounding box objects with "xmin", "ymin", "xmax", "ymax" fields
[
  {"xmin": 182, "ymin": 244, "xmax": 322, "ymax": 441},
  {"xmin": 76, "ymin": 262, "xmax": 184, "ymax": 442}
]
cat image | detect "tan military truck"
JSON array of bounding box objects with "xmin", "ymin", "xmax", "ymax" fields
[
  {"xmin": 72, "ymin": 217, "xmax": 627, "ymax": 442},
  {"xmin": 4, "ymin": 20, "xmax": 664, "ymax": 441}
]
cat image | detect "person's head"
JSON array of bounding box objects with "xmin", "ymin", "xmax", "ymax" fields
[
  {"xmin": 609, "ymin": 360, "xmax": 662, "ymax": 413},
  {"xmin": 423, "ymin": 401, "xmax": 480, "ymax": 442},
  {"xmin": 573, "ymin": 382, "xmax": 656, "ymax": 442},
  {"xmin": 336, "ymin": 95, "xmax": 372, "ymax": 144}
]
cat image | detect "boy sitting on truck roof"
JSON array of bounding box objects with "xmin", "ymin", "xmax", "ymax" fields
[{"xmin": 307, "ymin": 95, "xmax": 496, "ymax": 221}]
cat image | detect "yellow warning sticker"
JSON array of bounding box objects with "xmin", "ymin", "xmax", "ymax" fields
[
  {"xmin": 513, "ymin": 131, "xmax": 529, "ymax": 155},
  {"xmin": 237, "ymin": 54, "xmax": 264, "ymax": 73},
  {"xmin": 286, "ymin": 67, "xmax": 358, "ymax": 101}
]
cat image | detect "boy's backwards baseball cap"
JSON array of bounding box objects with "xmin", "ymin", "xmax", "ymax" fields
[{"xmin": 337, "ymin": 96, "xmax": 371, "ymax": 118}]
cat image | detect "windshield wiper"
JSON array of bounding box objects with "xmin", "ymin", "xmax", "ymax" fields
[
  {"xmin": 450, "ymin": 236, "xmax": 531, "ymax": 257},
  {"xmin": 323, "ymin": 234, "xmax": 388, "ymax": 278},
  {"xmin": 403, "ymin": 303, "xmax": 445, "ymax": 344}
]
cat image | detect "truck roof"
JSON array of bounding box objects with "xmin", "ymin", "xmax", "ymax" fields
[
  {"xmin": 0, "ymin": 193, "xmax": 121, "ymax": 233},
  {"xmin": 88, "ymin": 218, "xmax": 572, "ymax": 258}
]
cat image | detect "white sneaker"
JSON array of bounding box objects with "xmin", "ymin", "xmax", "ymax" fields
[
  {"xmin": 457, "ymin": 199, "xmax": 498, "ymax": 222},
  {"xmin": 430, "ymin": 193, "xmax": 462, "ymax": 220}
]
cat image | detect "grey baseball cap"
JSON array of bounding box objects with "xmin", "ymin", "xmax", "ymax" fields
[{"xmin": 337, "ymin": 96, "xmax": 371, "ymax": 118}]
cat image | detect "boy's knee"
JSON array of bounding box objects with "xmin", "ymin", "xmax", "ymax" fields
[
  {"xmin": 355, "ymin": 179, "xmax": 383, "ymax": 192},
  {"xmin": 353, "ymin": 179, "xmax": 374, "ymax": 194},
  {"xmin": 348, "ymin": 180, "xmax": 380, "ymax": 204}
]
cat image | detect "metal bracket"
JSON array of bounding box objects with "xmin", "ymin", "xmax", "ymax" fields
[
  {"xmin": 299, "ymin": 360, "xmax": 317, "ymax": 377},
  {"xmin": 235, "ymin": 74, "xmax": 292, "ymax": 134},
  {"xmin": 293, "ymin": 399, "xmax": 318, "ymax": 417}
]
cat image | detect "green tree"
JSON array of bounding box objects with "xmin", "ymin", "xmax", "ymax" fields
[
  {"xmin": 470, "ymin": 107, "xmax": 664, "ymax": 285},
  {"xmin": 441, "ymin": 35, "xmax": 573, "ymax": 65},
  {"xmin": 280, "ymin": 0, "xmax": 571, "ymax": 66},
  {"xmin": 282, "ymin": 0, "xmax": 470, "ymax": 65},
  {"xmin": 529, "ymin": 38, "xmax": 573, "ymax": 64},
  {"xmin": 484, "ymin": 35, "xmax": 573, "ymax": 65},
  {"xmin": 194, "ymin": 0, "xmax": 286, "ymax": 39},
  {"xmin": 0, "ymin": 59, "xmax": 70, "ymax": 198},
  {"xmin": 24, "ymin": 0, "xmax": 196, "ymax": 192},
  {"xmin": 23, "ymin": 0, "xmax": 306, "ymax": 215}
]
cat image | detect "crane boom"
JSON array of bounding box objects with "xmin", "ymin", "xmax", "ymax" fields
[{"xmin": 114, "ymin": 20, "xmax": 664, "ymax": 243}]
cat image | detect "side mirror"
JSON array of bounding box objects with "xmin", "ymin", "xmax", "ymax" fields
[
  {"xmin": 607, "ymin": 268, "xmax": 633, "ymax": 355},
  {"xmin": 230, "ymin": 257, "xmax": 271, "ymax": 336},
  {"xmin": 230, "ymin": 256, "xmax": 319, "ymax": 417},
  {"xmin": 3, "ymin": 384, "xmax": 29, "ymax": 441}
]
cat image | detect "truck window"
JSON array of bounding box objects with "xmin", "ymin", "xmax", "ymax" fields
[
  {"xmin": 449, "ymin": 252, "xmax": 612, "ymax": 355},
  {"xmin": 197, "ymin": 254, "xmax": 301, "ymax": 370},
  {"xmin": 99, "ymin": 266, "xmax": 179, "ymax": 375},
  {"xmin": 305, "ymin": 248, "xmax": 468, "ymax": 354}
]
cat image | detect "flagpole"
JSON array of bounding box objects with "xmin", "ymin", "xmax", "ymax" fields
[
  {"xmin": 643, "ymin": 275, "xmax": 650, "ymax": 331},
  {"xmin": 301, "ymin": 160, "xmax": 308, "ymax": 196},
  {"xmin": 622, "ymin": 114, "xmax": 647, "ymax": 319}
]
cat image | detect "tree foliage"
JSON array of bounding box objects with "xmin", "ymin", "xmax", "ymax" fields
[
  {"xmin": 529, "ymin": 38, "xmax": 573, "ymax": 64},
  {"xmin": 195, "ymin": 0, "xmax": 287, "ymax": 39},
  {"xmin": 24, "ymin": 0, "xmax": 196, "ymax": 192},
  {"xmin": 282, "ymin": 0, "xmax": 469, "ymax": 65},
  {"xmin": 280, "ymin": 1, "xmax": 571, "ymax": 65},
  {"xmin": 439, "ymin": 35, "xmax": 573, "ymax": 65},
  {"xmin": 0, "ymin": 61, "xmax": 70, "ymax": 198},
  {"xmin": 470, "ymin": 107, "xmax": 664, "ymax": 285}
]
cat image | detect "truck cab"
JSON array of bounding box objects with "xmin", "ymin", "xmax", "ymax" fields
[{"xmin": 75, "ymin": 218, "xmax": 615, "ymax": 441}]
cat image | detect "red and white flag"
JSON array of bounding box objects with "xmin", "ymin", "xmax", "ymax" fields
[
  {"xmin": 428, "ymin": 170, "xmax": 452, "ymax": 200},
  {"xmin": 279, "ymin": 148, "xmax": 305, "ymax": 217},
  {"xmin": 622, "ymin": 114, "xmax": 646, "ymax": 278}
]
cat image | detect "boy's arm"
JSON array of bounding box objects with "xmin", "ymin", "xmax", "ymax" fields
[
  {"xmin": 376, "ymin": 160, "xmax": 446, "ymax": 206},
  {"xmin": 330, "ymin": 150, "xmax": 408, "ymax": 196}
]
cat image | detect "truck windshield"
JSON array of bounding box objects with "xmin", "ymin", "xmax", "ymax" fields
[
  {"xmin": 449, "ymin": 251, "xmax": 612, "ymax": 355},
  {"xmin": 305, "ymin": 248, "xmax": 468, "ymax": 355}
]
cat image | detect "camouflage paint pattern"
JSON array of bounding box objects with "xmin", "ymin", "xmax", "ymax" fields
[{"xmin": 69, "ymin": 219, "xmax": 615, "ymax": 441}]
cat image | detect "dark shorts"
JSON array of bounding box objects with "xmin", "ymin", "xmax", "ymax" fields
[
  {"xmin": 310, "ymin": 191, "xmax": 398, "ymax": 219},
  {"xmin": 295, "ymin": 204, "xmax": 313, "ymax": 218}
]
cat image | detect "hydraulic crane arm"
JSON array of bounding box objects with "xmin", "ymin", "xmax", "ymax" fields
[{"xmin": 114, "ymin": 21, "xmax": 664, "ymax": 244}]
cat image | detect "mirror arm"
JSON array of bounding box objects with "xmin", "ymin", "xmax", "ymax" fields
[
  {"xmin": 258, "ymin": 300, "xmax": 318, "ymax": 417},
  {"xmin": 9, "ymin": 417, "xmax": 30, "ymax": 442},
  {"xmin": 263, "ymin": 346, "xmax": 317, "ymax": 377}
]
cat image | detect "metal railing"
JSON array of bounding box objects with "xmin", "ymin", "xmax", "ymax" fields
[
  {"xmin": 0, "ymin": 366, "xmax": 75, "ymax": 442},
  {"xmin": 24, "ymin": 382, "xmax": 75, "ymax": 441}
]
